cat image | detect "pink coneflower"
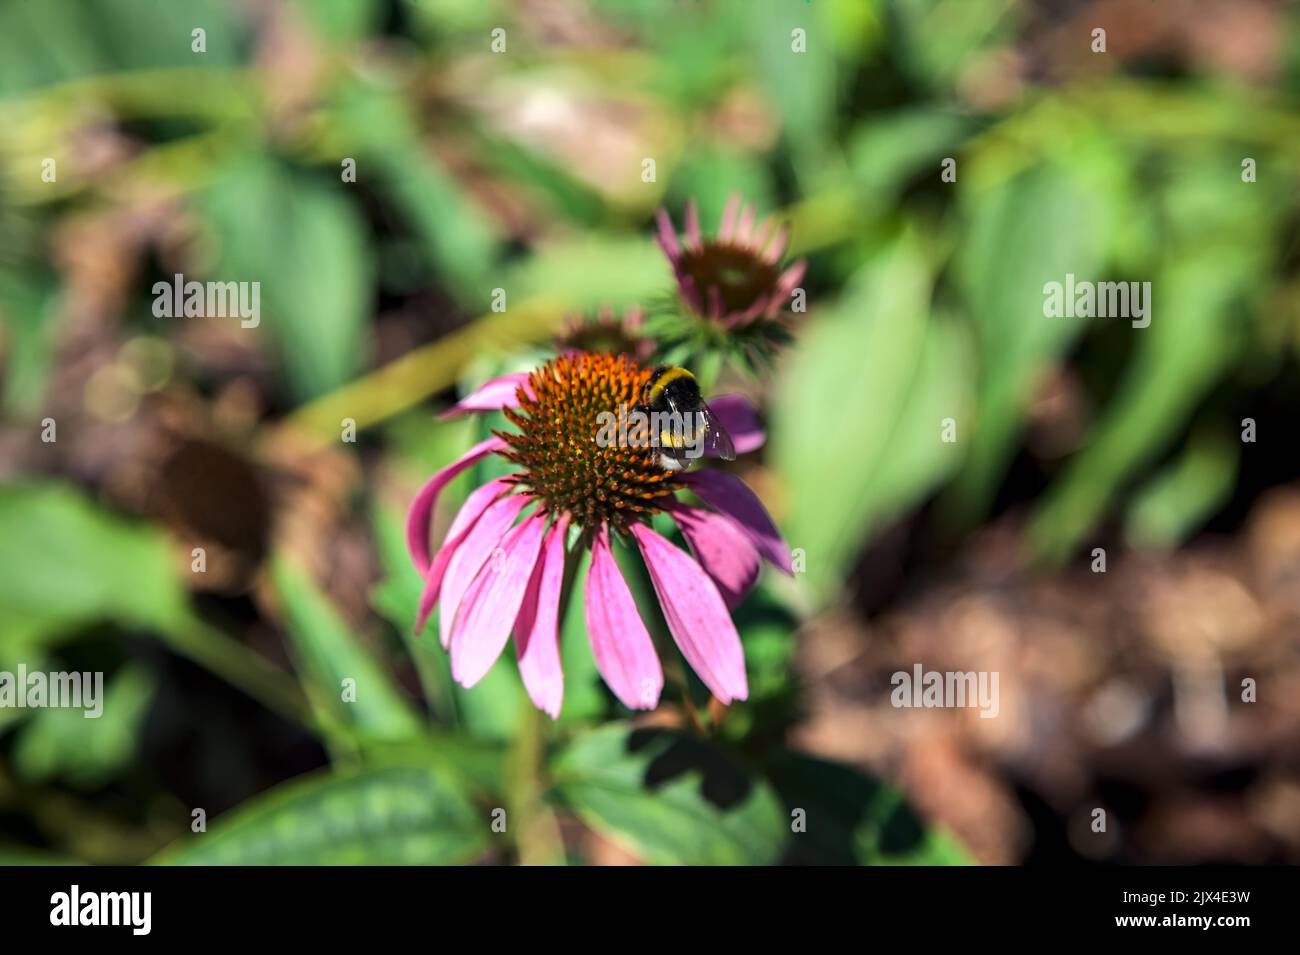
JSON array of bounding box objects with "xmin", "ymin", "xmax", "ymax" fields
[
  {"xmin": 406, "ymin": 351, "xmax": 789, "ymax": 718},
  {"xmin": 557, "ymin": 305, "xmax": 654, "ymax": 364},
  {"xmin": 656, "ymin": 194, "xmax": 807, "ymax": 329}
]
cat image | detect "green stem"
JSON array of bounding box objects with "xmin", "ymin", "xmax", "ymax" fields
[
  {"xmin": 162, "ymin": 614, "xmax": 314, "ymax": 730},
  {"xmin": 284, "ymin": 292, "xmax": 571, "ymax": 444},
  {"xmin": 506, "ymin": 704, "xmax": 564, "ymax": 865}
]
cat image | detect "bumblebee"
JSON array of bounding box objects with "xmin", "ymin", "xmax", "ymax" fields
[{"xmin": 636, "ymin": 366, "xmax": 736, "ymax": 470}]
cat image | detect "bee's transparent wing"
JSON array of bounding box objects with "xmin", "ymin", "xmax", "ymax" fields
[{"xmin": 700, "ymin": 404, "xmax": 736, "ymax": 461}]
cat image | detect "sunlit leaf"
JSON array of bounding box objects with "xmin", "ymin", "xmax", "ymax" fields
[
  {"xmin": 772, "ymin": 233, "xmax": 969, "ymax": 603},
  {"xmin": 154, "ymin": 762, "xmax": 489, "ymax": 865},
  {"xmin": 552, "ymin": 723, "xmax": 787, "ymax": 865},
  {"xmin": 12, "ymin": 663, "xmax": 157, "ymax": 788},
  {"xmin": 0, "ymin": 482, "xmax": 188, "ymax": 642},
  {"xmin": 944, "ymin": 162, "xmax": 1105, "ymax": 523}
]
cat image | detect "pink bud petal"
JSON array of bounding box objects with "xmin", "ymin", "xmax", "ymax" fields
[
  {"xmin": 685, "ymin": 200, "xmax": 702, "ymax": 251},
  {"xmin": 630, "ymin": 523, "xmax": 748, "ymax": 704},
  {"xmin": 764, "ymin": 225, "xmax": 789, "ymax": 264},
  {"xmin": 719, "ymin": 193, "xmax": 740, "ymax": 242},
  {"xmin": 707, "ymin": 284, "xmax": 725, "ymax": 319},
  {"xmin": 655, "ymin": 208, "xmax": 681, "ymax": 263},
  {"xmin": 515, "ymin": 516, "xmax": 569, "ymax": 719},
  {"xmin": 736, "ymin": 204, "xmax": 755, "ymax": 243},
  {"xmin": 768, "ymin": 261, "xmax": 807, "ymax": 316},
  {"xmin": 683, "ymin": 469, "xmax": 792, "ymax": 575},
  {"xmin": 585, "ymin": 527, "xmax": 663, "ymax": 710},
  {"xmin": 406, "ymin": 436, "xmax": 505, "ymax": 574},
  {"xmin": 679, "ymin": 273, "xmax": 704, "ymax": 315}
]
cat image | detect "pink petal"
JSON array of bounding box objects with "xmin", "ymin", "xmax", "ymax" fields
[
  {"xmin": 727, "ymin": 297, "xmax": 767, "ymax": 329},
  {"xmin": 683, "ymin": 469, "xmax": 792, "ymax": 575},
  {"xmin": 736, "ymin": 204, "xmax": 755, "ymax": 243},
  {"xmin": 679, "ymin": 273, "xmax": 703, "ymax": 314},
  {"xmin": 767, "ymin": 261, "xmax": 807, "ymax": 316},
  {"xmin": 666, "ymin": 502, "xmax": 761, "ymax": 611},
  {"xmin": 415, "ymin": 478, "xmax": 514, "ymax": 633},
  {"xmin": 630, "ymin": 523, "xmax": 748, "ymax": 704},
  {"xmin": 685, "ymin": 200, "xmax": 702, "ymax": 250},
  {"xmin": 764, "ymin": 225, "xmax": 789, "ymax": 263},
  {"xmin": 450, "ymin": 512, "xmax": 548, "ymax": 688},
  {"xmin": 655, "ymin": 208, "xmax": 681, "ymax": 263},
  {"xmin": 718, "ymin": 193, "xmax": 740, "ymax": 242},
  {"xmin": 438, "ymin": 372, "xmax": 533, "ymax": 419},
  {"xmin": 439, "ymin": 494, "xmax": 530, "ymax": 649},
  {"xmin": 584, "ymin": 527, "xmax": 663, "ymax": 710},
  {"xmin": 406, "ymin": 436, "xmax": 506, "ymax": 574},
  {"xmin": 707, "ymin": 284, "xmax": 725, "ymax": 319},
  {"xmin": 704, "ymin": 394, "xmax": 765, "ymax": 455},
  {"xmin": 515, "ymin": 515, "xmax": 569, "ymax": 719}
]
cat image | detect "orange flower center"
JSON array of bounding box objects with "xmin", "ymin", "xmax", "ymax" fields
[{"xmin": 500, "ymin": 353, "xmax": 680, "ymax": 533}]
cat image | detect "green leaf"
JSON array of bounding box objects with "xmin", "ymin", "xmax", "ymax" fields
[
  {"xmin": 766, "ymin": 750, "xmax": 974, "ymax": 865},
  {"xmin": 0, "ymin": 481, "xmax": 188, "ymax": 642},
  {"xmin": 892, "ymin": 0, "xmax": 1020, "ymax": 93},
  {"xmin": 847, "ymin": 108, "xmax": 970, "ymax": 206},
  {"xmin": 153, "ymin": 762, "xmax": 490, "ymax": 865},
  {"xmin": 0, "ymin": 845, "xmax": 81, "ymax": 866},
  {"xmin": 746, "ymin": 0, "xmax": 838, "ymax": 170},
  {"xmin": 12, "ymin": 663, "xmax": 157, "ymax": 788},
  {"xmin": 771, "ymin": 233, "xmax": 969, "ymax": 603},
  {"xmin": 552, "ymin": 723, "xmax": 786, "ymax": 865},
  {"xmin": 290, "ymin": 0, "xmax": 382, "ymax": 43},
  {"xmin": 669, "ymin": 149, "xmax": 775, "ymax": 229},
  {"xmin": 270, "ymin": 557, "xmax": 423, "ymax": 745},
  {"xmin": 199, "ymin": 157, "xmax": 372, "ymax": 401},
  {"xmin": 1125, "ymin": 425, "xmax": 1239, "ymax": 552},
  {"xmin": 506, "ymin": 233, "xmax": 667, "ymax": 313},
  {"xmin": 944, "ymin": 162, "xmax": 1106, "ymax": 523},
  {"xmin": 369, "ymin": 144, "xmax": 498, "ymax": 301},
  {"xmin": 1030, "ymin": 250, "xmax": 1255, "ymax": 560},
  {"xmin": 85, "ymin": 0, "xmax": 246, "ymax": 72},
  {"xmin": 0, "ymin": 0, "xmax": 245, "ymax": 94},
  {"xmin": 328, "ymin": 81, "xmax": 499, "ymax": 300},
  {"xmin": 0, "ymin": 268, "xmax": 61, "ymax": 415}
]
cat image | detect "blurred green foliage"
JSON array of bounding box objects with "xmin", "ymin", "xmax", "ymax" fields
[{"xmin": 2, "ymin": 0, "xmax": 1298, "ymax": 865}]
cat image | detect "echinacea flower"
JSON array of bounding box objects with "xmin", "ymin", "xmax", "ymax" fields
[
  {"xmin": 557, "ymin": 305, "xmax": 654, "ymax": 364},
  {"xmin": 656, "ymin": 194, "xmax": 806, "ymax": 330},
  {"xmin": 407, "ymin": 351, "xmax": 790, "ymax": 718}
]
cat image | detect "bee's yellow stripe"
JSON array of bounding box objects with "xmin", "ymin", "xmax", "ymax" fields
[{"xmin": 646, "ymin": 366, "xmax": 694, "ymax": 406}]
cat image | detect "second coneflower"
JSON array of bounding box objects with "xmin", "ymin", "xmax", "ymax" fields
[
  {"xmin": 406, "ymin": 351, "xmax": 788, "ymax": 718},
  {"xmin": 656, "ymin": 194, "xmax": 806, "ymax": 330}
]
